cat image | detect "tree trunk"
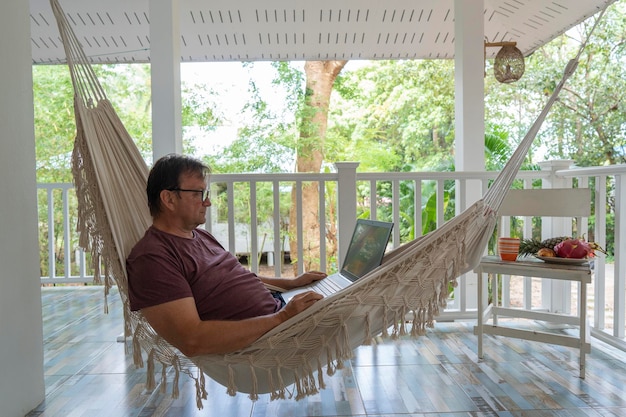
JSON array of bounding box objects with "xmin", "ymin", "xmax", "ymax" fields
[{"xmin": 289, "ymin": 60, "xmax": 347, "ymax": 273}]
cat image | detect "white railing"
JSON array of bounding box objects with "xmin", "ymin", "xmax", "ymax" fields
[
  {"xmin": 557, "ymin": 163, "xmax": 626, "ymax": 347},
  {"xmin": 37, "ymin": 161, "xmax": 626, "ymax": 350}
]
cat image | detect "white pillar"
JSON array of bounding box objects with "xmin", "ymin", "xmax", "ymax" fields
[
  {"xmin": 0, "ymin": 1, "xmax": 46, "ymax": 415},
  {"xmin": 454, "ymin": 0, "xmax": 485, "ymax": 311},
  {"xmin": 150, "ymin": 0, "xmax": 183, "ymax": 161},
  {"xmin": 454, "ymin": 0, "xmax": 485, "ymax": 177}
]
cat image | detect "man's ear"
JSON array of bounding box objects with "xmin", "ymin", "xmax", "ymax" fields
[{"xmin": 159, "ymin": 189, "xmax": 176, "ymax": 212}]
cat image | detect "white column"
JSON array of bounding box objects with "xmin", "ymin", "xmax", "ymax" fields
[
  {"xmin": 454, "ymin": 0, "xmax": 485, "ymax": 310},
  {"xmin": 150, "ymin": 0, "xmax": 183, "ymax": 161},
  {"xmin": 454, "ymin": 0, "xmax": 485, "ymax": 176},
  {"xmin": 0, "ymin": 1, "xmax": 45, "ymax": 415}
]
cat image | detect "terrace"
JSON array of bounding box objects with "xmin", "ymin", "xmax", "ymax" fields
[
  {"xmin": 32, "ymin": 161, "xmax": 626, "ymax": 416},
  {"xmin": 3, "ymin": 0, "xmax": 625, "ymax": 415}
]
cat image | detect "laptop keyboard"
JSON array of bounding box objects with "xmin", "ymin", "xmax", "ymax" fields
[{"xmin": 311, "ymin": 276, "xmax": 344, "ymax": 295}]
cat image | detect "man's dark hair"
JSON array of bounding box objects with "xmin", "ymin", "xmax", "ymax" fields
[{"xmin": 147, "ymin": 154, "xmax": 211, "ymax": 217}]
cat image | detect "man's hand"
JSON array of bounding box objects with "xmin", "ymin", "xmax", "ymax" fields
[
  {"xmin": 279, "ymin": 290, "xmax": 324, "ymax": 320},
  {"xmin": 261, "ymin": 271, "xmax": 327, "ymax": 290},
  {"xmin": 291, "ymin": 271, "xmax": 327, "ymax": 287}
]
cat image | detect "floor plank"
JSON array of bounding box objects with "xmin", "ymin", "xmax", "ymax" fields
[{"xmin": 26, "ymin": 287, "xmax": 626, "ymax": 417}]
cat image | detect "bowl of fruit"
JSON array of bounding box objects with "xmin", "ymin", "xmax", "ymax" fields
[{"xmin": 518, "ymin": 236, "xmax": 606, "ymax": 265}]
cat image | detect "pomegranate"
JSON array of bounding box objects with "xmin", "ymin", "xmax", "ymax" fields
[{"xmin": 553, "ymin": 239, "xmax": 593, "ymax": 259}]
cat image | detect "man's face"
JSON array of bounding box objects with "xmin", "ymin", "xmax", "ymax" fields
[{"xmin": 170, "ymin": 172, "xmax": 211, "ymax": 229}]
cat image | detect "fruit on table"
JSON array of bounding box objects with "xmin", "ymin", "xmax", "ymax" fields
[
  {"xmin": 554, "ymin": 238, "xmax": 592, "ymax": 259},
  {"xmin": 536, "ymin": 248, "xmax": 556, "ymax": 257},
  {"xmin": 518, "ymin": 236, "xmax": 607, "ymax": 259},
  {"xmin": 518, "ymin": 236, "xmax": 569, "ymax": 257}
]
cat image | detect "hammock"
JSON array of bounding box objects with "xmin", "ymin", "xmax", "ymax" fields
[{"xmin": 50, "ymin": 0, "xmax": 608, "ymax": 407}]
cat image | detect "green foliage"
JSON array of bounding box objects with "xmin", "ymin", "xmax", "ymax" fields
[
  {"xmin": 33, "ymin": 64, "xmax": 153, "ymax": 182},
  {"xmin": 484, "ymin": 2, "xmax": 626, "ymax": 167},
  {"xmin": 32, "ymin": 65, "xmax": 76, "ymax": 183},
  {"xmin": 330, "ymin": 60, "xmax": 456, "ymax": 172}
]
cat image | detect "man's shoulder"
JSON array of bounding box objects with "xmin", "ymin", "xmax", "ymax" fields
[
  {"xmin": 128, "ymin": 227, "xmax": 172, "ymax": 258},
  {"xmin": 129, "ymin": 227, "xmax": 217, "ymax": 256},
  {"xmin": 192, "ymin": 227, "xmax": 214, "ymax": 240}
]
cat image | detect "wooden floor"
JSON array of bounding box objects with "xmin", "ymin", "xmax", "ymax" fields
[{"xmin": 27, "ymin": 287, "xmax": 626, "ymax": 417}]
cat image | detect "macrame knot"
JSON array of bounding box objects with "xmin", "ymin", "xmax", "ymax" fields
[
  {"xmin": 247, "ymin": 358, "xmax": 259, "ymax": 401},
  {"xmin": 226, "ymin": 364, "xmax": 237, "ymax": 397},
  {"xmin": 363, "ymin": 312, "xmax": 373, "ymax": 345},
  {"xmin": 171, "ymin": 356, "xmax": 181, "ymax": 399}
]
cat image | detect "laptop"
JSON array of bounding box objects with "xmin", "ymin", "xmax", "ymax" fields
[{"xmin": 281, "ymin": 219, "xmax": 393, "ymax": 302}]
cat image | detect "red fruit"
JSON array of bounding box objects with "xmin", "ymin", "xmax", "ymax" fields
[{"xmin": 553, "ymin": 239, "xmax": 592, "ymax": 259}]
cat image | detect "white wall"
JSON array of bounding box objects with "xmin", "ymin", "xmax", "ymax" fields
[{"xmin": 0, "ymin": 1, "xmax": 46, "ymax": 415}]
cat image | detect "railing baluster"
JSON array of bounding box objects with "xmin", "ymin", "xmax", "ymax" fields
[
  {"xmin": 226, "ymin": 181, "xmax": 236, "ymax": 254},
  {"xmin": 414, "ymin": 179, "xmax": 422, "ymax": 237},
  {"xmin": 436, "ymin": 179, "xmax": 445, "ymax": 228},
  {"xmin": 272, "ymin": 180, "xmax": 282, "ymax": 277},
  {"xmin": 594, "ymin": 175, "xmax": 607, "ymax": 329},
  {"xmin": 295, "ymin": 179, "xmax": 303, "ymax": 275},
  {"xmin": 62, "ymin": 187, "xmax": 71, "ymax": 280},
  {"xmin": 522, "ymin": 179, "xmax": 533, "ymax": 311},
  {"xmin": 78, "ymin": 248, "xmax": 87, "ymax": 280},
  {"xmin": 392, "ymin": 179, "xmax": 400, "ymax": 246},
  {"xmin": 47, "ymin": 187, "xmax": 55, "ymax": 281},
  {"xmin": 368, "ymin": 180, "xmax": 376, "ymax": 218},
  {"xmin": 318, "ymin": 179, "xmax": 327, "ymax": 274},
  {"xmin": 249, "ymin": 180, "xmax": 259, "ymax": 273},
  {"xmin": 615, "ymin": 174, "xmax": 626, "ymax": 338}
]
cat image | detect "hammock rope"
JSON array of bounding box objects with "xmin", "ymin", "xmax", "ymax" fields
[{"xmin": 50, "ymin": 0, "xmax": 609, "ymax": 407}]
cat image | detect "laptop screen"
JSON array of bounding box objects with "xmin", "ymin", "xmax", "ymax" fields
[{"xmin": 340, "ymin": 219, "xmax": 393, "ymax": 281}]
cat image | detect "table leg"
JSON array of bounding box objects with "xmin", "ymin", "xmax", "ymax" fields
[
  {"xmin": 579, "ymin": 280, "xmax": 587, "ymax": 379},
  {"xmin": 477, "ymin": 267, "xmax": 484, "ymax": 359}
]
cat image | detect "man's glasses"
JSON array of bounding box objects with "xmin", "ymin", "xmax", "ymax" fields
[{"xmin": 168, "ymin": 188, "xmax": 211, "ymax": 201}]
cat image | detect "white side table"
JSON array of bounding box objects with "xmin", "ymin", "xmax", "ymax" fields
[{"xmin": 474, "ymin": 255, "xmax": 591, "ymax": 378}]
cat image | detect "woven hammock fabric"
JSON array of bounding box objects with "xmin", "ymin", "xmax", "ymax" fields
[{"xmin": 50, "ymin": 0, "xmax": 607, "ymax": 407}]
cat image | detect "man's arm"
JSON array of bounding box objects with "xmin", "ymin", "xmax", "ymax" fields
[
  {"xmin": 140, "ymin": 291, "xmax": 323, "ymax": 357},
  {"xmin": 260, "ymin": 271, "xmax": 327, "ymax": 291}
]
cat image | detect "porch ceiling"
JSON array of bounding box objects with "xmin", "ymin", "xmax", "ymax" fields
[{"xmin": 29, "ymin": 0, "xmax": 615, "ymax": 64}]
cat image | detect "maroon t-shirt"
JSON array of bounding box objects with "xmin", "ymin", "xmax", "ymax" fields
[{"xmin": 127, "ymin": 226, "xmax": 281, "ymax": 320}]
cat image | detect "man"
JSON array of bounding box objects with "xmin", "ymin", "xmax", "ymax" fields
[{"xmin": 127, "ymin": 154, "xmax": 326, "ymax": 356}]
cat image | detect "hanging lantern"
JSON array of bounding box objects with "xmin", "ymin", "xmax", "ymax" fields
[
  {"xmin": 494, "ymin": 44, "xmax": 525, "ymax": 83},
  {"xmin": 485, "ymin": 41, "xmax": 525, "ymax": 83}
]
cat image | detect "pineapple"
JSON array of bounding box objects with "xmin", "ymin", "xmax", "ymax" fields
[{"xmin": 518, "ymin": 236, "xmax": 570, "ymax": 257}]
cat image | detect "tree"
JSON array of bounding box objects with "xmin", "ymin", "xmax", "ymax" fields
[{"xmin": 289, "ymin": 60, "xmax": 347, "ymax": 272}]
